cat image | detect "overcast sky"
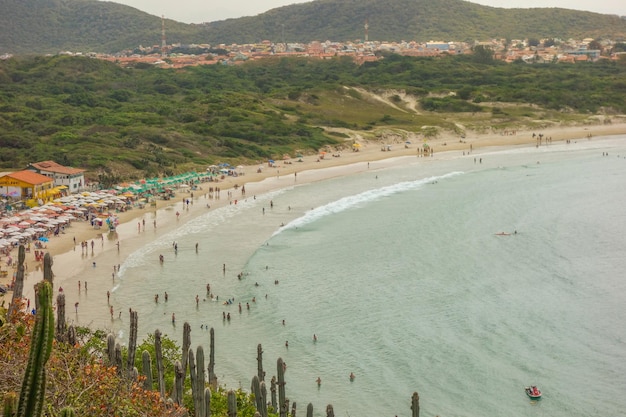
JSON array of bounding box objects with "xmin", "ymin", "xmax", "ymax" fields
[{"xmin": 106, "ymin": 0, "xmax": 626, "ymax": 24}]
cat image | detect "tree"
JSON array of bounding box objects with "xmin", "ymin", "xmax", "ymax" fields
[{"xmin": 472, "ymin": 45, "xmax": 494, "ymax": 64}]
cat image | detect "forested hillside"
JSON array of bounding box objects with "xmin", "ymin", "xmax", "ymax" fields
[{"xmin": 1, "ymin": 54, "xmax": 625, "ymax": 183}]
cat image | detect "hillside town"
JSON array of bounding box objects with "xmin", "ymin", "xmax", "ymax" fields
[
  {"xmin": 74, "ymin": 36, "xmax": 626, "ymax": 68},
  {"xmin": 4, "ymin": 36, "xmax": 619, "ymax": 67}
]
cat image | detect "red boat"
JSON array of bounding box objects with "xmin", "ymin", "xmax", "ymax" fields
[{"xmin": 525, "ymin": 386, "xmax": 542, "ymax": 400}]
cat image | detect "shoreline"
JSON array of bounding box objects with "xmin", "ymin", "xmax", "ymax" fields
[{"xmin": 3, "ymin": 122, "xmax": 626, "ymax": 318}]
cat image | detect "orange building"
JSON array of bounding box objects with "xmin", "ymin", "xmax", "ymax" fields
[{"xmin": 0, "ymin": 170, "xmax": 55, "ymax": 203}]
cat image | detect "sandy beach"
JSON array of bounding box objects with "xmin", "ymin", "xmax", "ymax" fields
[{"xmin": 2, "ymin": 121, "xmax": 625, "ymax": 317}]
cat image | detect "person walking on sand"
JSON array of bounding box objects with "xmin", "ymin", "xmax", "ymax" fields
[
  {"xmin": 74, "ymin": 302, "xmax": 79, "ymax": 313},
  {"xmin": 107, "ymin": 291, "xmax": 110, "ymax": 304},
  {"xmin": 110, "ymin": 305, "xmax": 114, "ymax": 318}
]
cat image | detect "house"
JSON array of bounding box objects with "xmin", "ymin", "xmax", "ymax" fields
[
  {"xmin": 0, "ymin": 170, "xmax": 55, "ymax": 203},
  {"xmin": 27, "ymin": 160, "xmax": 86, "ymax": 193}
]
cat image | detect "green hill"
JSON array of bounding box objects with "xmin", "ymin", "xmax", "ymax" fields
[
  {"xmin": 0, "ymin": 0, "xmax": 625, "ymax": 55},
  {"xmin": 204, "ymin": 0, "xmax": 626, "ymax": 45}
]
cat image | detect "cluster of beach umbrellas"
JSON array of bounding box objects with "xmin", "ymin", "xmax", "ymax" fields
[
  {"xmin": 0, "ymin": 170, "xmax": 210, "ymax": 250},
  {"xmin": 0, "ymin": 207, "xmax": 78, "ymax": 248}
]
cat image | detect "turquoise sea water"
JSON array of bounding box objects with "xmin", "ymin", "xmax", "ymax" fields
[{"xmin": 107, "ymin": 137, "xmax": 626, "ymax": 416}]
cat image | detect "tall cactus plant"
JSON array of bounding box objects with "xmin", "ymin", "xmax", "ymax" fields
[
  {"xmin": 115, "ymin": 343, "xmax": 123, "ymax": 374},
  {"xmin": 257, "ymin": 344, "xmax": 264, "ymax": 381},
  {"xmin": 142, "ymin": 350, "xmax": 153, "ymax": 391},
  {"xmin": 227, "ymin": 390, "xmax": 237, "ymax": 417},
  {"xmin": 277, "ymin": 358, "xmax": 287, "ymax": 417},
  {"xmin": 270, "ymin": 376, "xmax": 277, "ymax": 411},
  {"xmin": 126, "ymin": 310, "xmax": 138, "ymax": 379},
  {"xmin": 7, "ymin": 245, "xmax": 25, "ymax": 320},
  {"xmin": 260, "ymin": 381, "xmax": 267, "ymax": 417},
  {"xmin": 189, "ymin": 346, "xmax": 206, "ymax": 417},
  {"xmin": 55, "ymin": 292, "xmax": 66, "ymax": 341},
  {"xmin": 208, "ymin": 327, "xmax": 216, "ymax": 388},
  {"xmin": 251, "ymin": 376, "xmax": 262, "ymax": 415},
  {"xmin": 107, "ymin": 334, "xmax": 116, "ymax": 365},
  {"xmin": 195, "ymin": 346, "xmax": 206, "ymax": 417},
  {"xmin": 203, "ymin": 387, "xmax": 211, "ymax": 417},
  {"xmin": 182, "ymin": 322, "xmax": 191, "ymax": 388},
  {"xmin": 16, "ymin": 280, "xmax": 54, "ymax": 417},
  {"xmin": 325, "ymin": 405, "xmax": 334, "ymax": 417},
  {"xmin": 155, "ymin": 329, "xmax": 165, "ymax": 398},
  {"xmin": 173, "ymin": 360, "xmax": 183, "ymax": 405},
  {"xmin": 306, "ymin": 403, "xmax": 313, "ymax": 417},
  {"xmin": 411, "ymin": 392, "xmax": 420, "ymax": 417},
  {"xmin": 42, "ymin": 253, "xmax": 53, "ymax": 285}
]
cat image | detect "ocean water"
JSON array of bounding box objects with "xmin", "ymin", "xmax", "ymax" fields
[{"xmin": 108, "ymin": 137, "xmax": 626, "ymax": 416}]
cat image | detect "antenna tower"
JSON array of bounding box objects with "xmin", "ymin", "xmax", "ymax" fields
[
  {"xmin": 161, "ymin": 15, "xmax": 167, "ymax": 57},
  {"xmin": 364, "ymin": 19, "xmax": 369, "ymax": 42}
]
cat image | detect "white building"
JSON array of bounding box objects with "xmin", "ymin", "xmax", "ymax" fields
[{"xmin": 27, "ymin": 160, "xmax": 86, "ymax": 194}]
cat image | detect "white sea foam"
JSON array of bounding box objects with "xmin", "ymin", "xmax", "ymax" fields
[{"xmin": 275, "ymin": 171, "xmax": 464, "ymax": 235}]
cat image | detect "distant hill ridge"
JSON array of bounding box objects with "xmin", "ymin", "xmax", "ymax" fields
[{"xmin": 0, "ymin": 0, "xmax": 625, "ymax": 54}]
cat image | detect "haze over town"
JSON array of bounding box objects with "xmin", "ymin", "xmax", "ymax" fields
[{"xmin": 106, "ymin": 0, "xmax": 626, "ymax": 25}]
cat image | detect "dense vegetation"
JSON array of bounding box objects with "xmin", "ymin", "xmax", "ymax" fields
[
  {"xmin": 1, "ymin": 0, "xmax": 625, "ymax": 55},
  {"xmin": 0, "ymin": 303, "xmax": 265, "ymax": 416},
  {"xmin": 1, "ymin": 53, "xmax": 625, "ymax": 181},
  {"xmin": 208, "ymin": 0, "xmax": 626, "ymax": 46}
]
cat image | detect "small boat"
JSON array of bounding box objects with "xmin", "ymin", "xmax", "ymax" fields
[{"xmin": 525, "ymin": 386, "xmax": 542, "ymax": 400}]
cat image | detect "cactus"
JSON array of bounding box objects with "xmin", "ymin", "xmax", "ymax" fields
[
  {"xmin": 173, "ymin": 360, "xmax": 183, "ymax": 404},
  {"xmin": 142, "ymin": 350, "xmax": 153, "ymax": 390},
  {"xmin": 306, "ymin": 403, "xmax": 313, "ymax": 417},
  {"xmin": 7, "ymin": 245, "xmax": 26, "ymax": 320},
  {"xmin": 325, "ymin": 405, "xmax": 334, "ymax": 417},
  {"xmin": 182, "ymin": 322, "xmax": 191, "ymax": 389},
  {"xmin": 126, "ymin": 310, "xmax": 138, "ymax": 379},
  {"xmin": 107, "ymin": 334, "xmax": 116, "ymax": 365},
  {"xmin": 208, "ymin": 327, "xmax": 217, "ymax": 388},
  {"xmin": 227, "ymin": 390, "xmax": 237, "ymax": 417},
  {"xmin": 55, "ymin": 292, "xmax": 66, "ymax": 341},
  {"xmin": 257, "ymin": 344, "xmax": 264, "ymax": 381},
  {"xmin": 115, "ymin": 343, "xmax": 123, "ymax": 374},
  {"xmin": 42, "ymin": 253, "xmax": 53, "ymax": 285},
  {"xmin": 59, "ymin": 407, "xmax": 75, "ymax": 417},
  {"xmin": 277, "ymin": 358, "xmax": 287, "ymax": 417},
  {"xmin": 251, "ymin": 376, "xmax": 262, "ymax": 415},
  {"xmin": 270, "ymin": 376, "xmax": 277, "ymax": 411},
  {"xmin": 203, "ymin": 387, "xmax": 211, "ymax": 417},
  {"xmin": 17, "ymin": 280, "xmax": 54, "ymax": 417},
  {"xmin": 66, "ymin": 325, "xmax": 76, "ymax": 347},
  {"xmin": 260, "ymin": 381, "xmax": 267, "ymax": 417},
  {"xmin": 155, "ymin": 329, "xmax": 165, "ymax": 398},
  {"xmin": 189, "ymin": 346, "xmax": 210, "ymax": 417},
  {"xmin": 291, "ymin": 402, "xmax": 296, "ymax": 417},
  {"xmin": 411, "ymin": 392, "xmax": 420, "ymax": 417},
  {"xmin": 3, "ymin": 392, "xmax": 17, "ymax": 417}
]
